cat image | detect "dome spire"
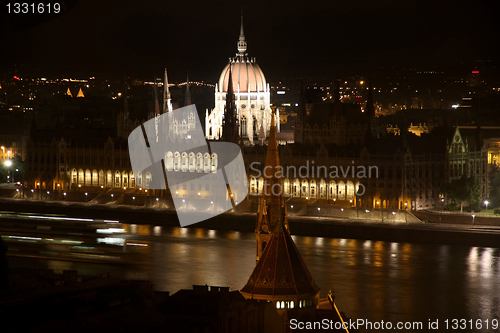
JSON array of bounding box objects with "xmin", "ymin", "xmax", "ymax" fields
[{"xmin": 237, "ymin": 9, "xmax": 247, "ymax": 55}]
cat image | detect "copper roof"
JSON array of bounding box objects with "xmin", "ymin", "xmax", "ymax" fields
[{"xmin": 241, "ymin": 221, "xmax": 320, "ymax": 297}]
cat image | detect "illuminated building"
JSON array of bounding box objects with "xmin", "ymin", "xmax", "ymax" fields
[{"xmin": 205, "ymin": 15, "xmax": 274, "ymax": 144}]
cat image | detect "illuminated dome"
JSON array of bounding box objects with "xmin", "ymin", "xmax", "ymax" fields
[
  {"xmin": 206, "ymin": 14, "xmax": 275, "ymax": 145},
  {"xmin": 219, "ymin": 59, "xmax": 267, "ymax": 93}
]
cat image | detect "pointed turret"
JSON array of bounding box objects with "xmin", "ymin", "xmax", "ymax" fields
[
  {"xmin": 184, "ymin": 74, "xmax": 192, "ymax": 106},
  {"xmin": 76, "ymin": 88, "xmax": 84, "ymax": 98},
  {"xmin": 163, "ymin": 68, "xmax": 173, "ymax": 113},
  {"xmin": 153, "ymin": 79, "xmax": 160, "ymax": 117},
  {"xmin": 153, "ymin": 78, "xmax": 161, "ymax": 142},
  {"xmin": 221, "ymin": 65, "xmax": 239, "ymax": 143},
  {"xmin": 242, "ymin": 113, "xmax": 321, "ymax": 311},
  {"xmin": 241, "ymin": 207, "xmax": 320, "ymax": 312},
  {"xmin": 255, "ymin": 108, "xmax": 289, "ymax": 262}
]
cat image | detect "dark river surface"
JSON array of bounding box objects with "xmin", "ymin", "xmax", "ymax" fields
[{"xmin": 12, "ymin": 224, "xmax": 500, "ymax": 332}]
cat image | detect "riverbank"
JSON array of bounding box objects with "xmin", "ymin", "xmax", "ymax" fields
[{"xmin": 2, "ymin": 198, "xmax": 500, "ymax": 248}]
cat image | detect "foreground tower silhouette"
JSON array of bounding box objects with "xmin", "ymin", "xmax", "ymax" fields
[
  {"xmin": 241, "ymin": 109, "xmax": 320, "ymax": 314},
  {"xmin": 254, "ymin": 108, "xmax": 289, "ymax": 262}
]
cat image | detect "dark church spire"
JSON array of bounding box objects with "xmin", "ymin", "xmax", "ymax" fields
[
  {"xmin": 255, "ymin": 108, "xmax": 289, "ymax": 262},
  {"xmin": 241, "ymin": 113, "xmax": 320, "ymax": 307},
  {"xmin": 221, "ymin": 65, "xmax": 239, "ymax": 144}
]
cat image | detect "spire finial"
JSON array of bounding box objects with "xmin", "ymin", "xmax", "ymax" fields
[{"xmin": 237, "ymin": 9, "xmax": 247, "ymax": 54}]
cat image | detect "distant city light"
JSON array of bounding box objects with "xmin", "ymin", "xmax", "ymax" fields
[{"xmin": 277, "ymin": 91, "xmax": 285, "ymax": 95}]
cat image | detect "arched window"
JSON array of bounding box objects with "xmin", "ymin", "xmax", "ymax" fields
[
  {"xmin": 319, "ymin": 179, "xmax": 326, "ymax": 198},
  {"xmin": 310, "ymin": 179, "xmax": 317, "ymax": 198},
  {"xmin": 204, "ymin": 153, "xmax": 211, "ymax": 173},
  {"xmin": 250, "ymin": 177, "xmax": 258, "ymax": 194},
  {"xmin": 85, "ymin": 169, "xmax": 91, "ymax": 186},
  {"xmin": 293, "ymin": 179, "xmax": 300, "ymax": 197},
  {"xmin": 301, "ymin": 179, "xmax": 309, "ymax": 197},
  {"xmin": 165, "ymin": 152, "xmax": 174, "ymax": 171},
  {"xmin": 211, "ymin": 153, "xmax": 218, "ymax": 172},
  {"xmin": 181, "ymin": 152, "xmax": 188, "ymax": 172},
  {"xmin": 174, "ymin": 152, "xmax": 181, "ymax": 171},
  {"xmin": 196, "ymin": 153, "xmax": 203, "ymax": 172},
  {"xmin": 99, "ymin": 170, "xmax": 105, "ymax": 186},
  {"xmin": 188, "ymin": 152, "xmax": 195, "ymax": 172},
  {"xmin": 283, "ymin": 178, "xmax": 290, "ymax": 196},
  {"xmin": 338, "ymin": 181, "xmax": 345, "ymax": 199}
]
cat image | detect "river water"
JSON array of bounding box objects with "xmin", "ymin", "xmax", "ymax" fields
[{"xmin": 14, "ymin": 224, "xmax": 500, "ymax": 332}]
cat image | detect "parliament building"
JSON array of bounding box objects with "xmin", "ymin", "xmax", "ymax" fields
[{"xmin": 23, "ymin": 15, "xmax": 490, "ymax": 213}]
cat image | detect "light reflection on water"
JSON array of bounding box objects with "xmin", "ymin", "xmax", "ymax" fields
[{"xmin": 13, "ymin": 226, "xmax": 500, "ymax": 333}]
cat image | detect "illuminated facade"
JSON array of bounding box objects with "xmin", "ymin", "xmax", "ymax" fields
[{"xmin": 205, "ymin": 15, "xmax": 275, "ymax": 145}]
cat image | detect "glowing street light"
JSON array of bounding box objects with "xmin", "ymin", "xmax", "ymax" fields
[
  {"xmin": 85, "ymin": 192, "xmax": 88, "ymax": 202},
  {"xmin": 484, "ymin": 200, "xmax": 489, "ymax": 212},
  {"xmin": 63, "ymin": 192, "xmax": 67, "ymax": 200},
  {"xmin": 4, "ymin": 160, "xmax": 12, "ymax": 183}
]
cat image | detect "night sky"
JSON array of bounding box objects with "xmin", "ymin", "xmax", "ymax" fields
[{"xmin": 1, "ymin": 0, "xmax": 499, "ymax": 82}]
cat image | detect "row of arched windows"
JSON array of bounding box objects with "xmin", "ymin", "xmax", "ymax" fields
[
  {"xmin": 164, "ymin": 152, "xmax": 218, "ymax": 173},
  {"xmin": 275, "ymin": 299, "xmax": 313, "ymax": 309},
  {"xmin": 249, "ymin": 177, "xmax": 361, "ymax": 199}
]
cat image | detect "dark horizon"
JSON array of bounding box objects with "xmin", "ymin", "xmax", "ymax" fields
[{"xmin": 1, "ymin": 0, "xmax": 499, "ymax": 82}]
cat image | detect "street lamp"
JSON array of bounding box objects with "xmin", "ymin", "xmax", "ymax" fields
[
  {"xmin": 484, "ymin": 200, "xmax": 489, "ymax": 213},
  {"xmin": 63, "ymin": 192, "xmax": 67, "ymax": 200},
  {"xmin": 4, "ymin": 160, "xmax": 12, "ymax": 183},
  {"xmin": 132, "ymin": 196, "xmax": 135, "ymax": 205},
  {"xmin": 85, "ymin": 192, "xmax": 88, "ymax": 202}
]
